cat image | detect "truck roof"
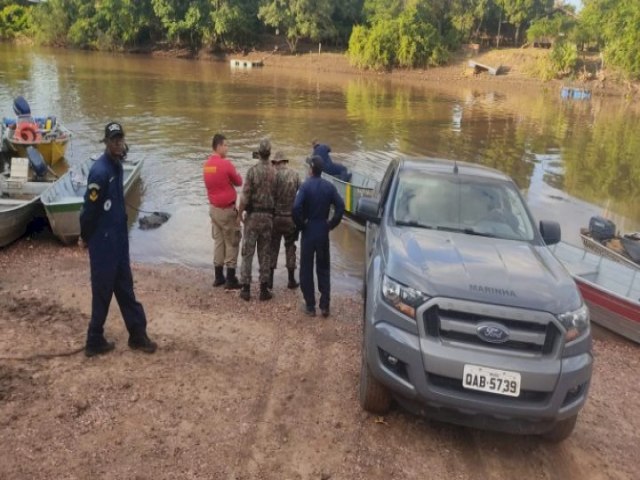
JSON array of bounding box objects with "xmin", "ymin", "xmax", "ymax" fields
[{"xmin": 399, "ymin": 158, "xmax": 511, "ymax": 182}]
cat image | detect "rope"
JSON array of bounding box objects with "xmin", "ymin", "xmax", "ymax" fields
[{"xmin": 0, "ymin": 346, "xmax": 85, "ymax": 361}]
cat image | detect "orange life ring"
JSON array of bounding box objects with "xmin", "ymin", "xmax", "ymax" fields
[{"xmin": 15, "ymin": 123, "xmax": 42, "ymax": 143}]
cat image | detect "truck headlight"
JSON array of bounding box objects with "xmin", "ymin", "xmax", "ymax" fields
[
  {"xmin": 381, "ymin": 275, "xmax": 430, "ymax": 319},
  {"xmin": 557, "ymin": 304, "xmax": 590, "ymax": 342}
]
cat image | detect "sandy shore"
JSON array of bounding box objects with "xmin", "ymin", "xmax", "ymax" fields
[
  {"xmin": 170, "ymin": 46, "xmax": 640, "ymax": 99},
  {"xmin": 1, "ymin": 237, "xmax": 639, "ymax": 479}
]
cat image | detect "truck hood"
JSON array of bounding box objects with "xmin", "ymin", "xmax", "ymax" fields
[{"xmin": 383, "ymin": 226, "xmax": 582, "ymax": 314}]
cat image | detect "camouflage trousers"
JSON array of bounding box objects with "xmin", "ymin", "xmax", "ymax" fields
[
  {"xmin": 270, "ymin": 215, "xmax": 298, "ymax": 270},
  {"xmin": 240, "ymin": 213, "xmax": 273, "ymax": 284}
]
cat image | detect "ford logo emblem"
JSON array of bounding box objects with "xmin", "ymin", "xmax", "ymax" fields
[{"xmin": 476, "ymin": 322, "xmax": 510, "ymax": 344}]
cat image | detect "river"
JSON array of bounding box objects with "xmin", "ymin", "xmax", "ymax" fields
[{"xmin": 1, "ymin": 44, "xmax": 639, "ymax": 290}]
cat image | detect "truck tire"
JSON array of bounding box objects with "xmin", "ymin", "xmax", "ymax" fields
[
  {"xmin": 359, "ymin": 354, "xmax": 391, "ymax": 414},
  {"xmin": 541, "ymin": 415, "xmax": 577, "ymax": 443}
]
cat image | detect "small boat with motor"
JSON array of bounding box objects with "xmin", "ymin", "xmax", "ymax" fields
[
  {"xmin": 580, "ymin": 216, "xmax": 640, "ymax": 269},
  {"xmin": 2, "ymin": 96, "xmax": 71, "ymax": 166}
]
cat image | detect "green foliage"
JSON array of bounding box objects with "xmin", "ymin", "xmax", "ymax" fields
[
  {"xmin": 348, "ymin": 2, "xmax": 448, "ymax": 70},
  {"xmin": 582, "ymin": 0, "xmax": 640, "ymax": 79},
  {"xmin": 258, "ymin": 0, "xmax": 336, "ymax": 53},
  {"xmin": 549, "ymin": 40, "xmax": 578, "ymax": 77},
  {"xmin": 527, "ymin": 13, "xmax": 576, "ymax": 44},
  {"xmin": 0, "ymin": 4, "xmax": 31, "ymax": 39}
]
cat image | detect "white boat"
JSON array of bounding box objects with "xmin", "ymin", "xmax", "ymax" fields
[
  {"xmin": 40, "ymin": 157, "xmax": 144, "ymax": 244},
  {"xmin": 551, "ymin": 241, "xmax": 640, "ymax": 344},
  {"xmin": 0, "ymin": 157, "xmax": 53, "ymax": 247}
]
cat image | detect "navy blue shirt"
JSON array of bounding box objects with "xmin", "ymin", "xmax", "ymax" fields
[
  {"xmin": 79, "ymin": 152, "xmax": 127, "ymax": 247},
  {"xmin": 292, "ymin": 175, "xmax": 345, "ymax": 236}
]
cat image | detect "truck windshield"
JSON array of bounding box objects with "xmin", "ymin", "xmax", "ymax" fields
[{"xmin": 392, "ymin": 171, "xmax": 535, "ymax": 241}]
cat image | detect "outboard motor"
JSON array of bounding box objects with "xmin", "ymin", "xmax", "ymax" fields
[
  {"xmin": 589, "ymin": 215, "xmax": 616, "ymax": 242},
  {"xmin": 13, "ymin": 96, "xmax": 31, "ymax": 117},
  {"xmin": 26, "ymin": 146, "xmax": 48, "ymax": 179}
]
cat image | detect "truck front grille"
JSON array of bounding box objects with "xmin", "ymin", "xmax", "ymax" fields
[{"xmin": 423, "ymin": 306, "xmax": 560, "ymax": 355}]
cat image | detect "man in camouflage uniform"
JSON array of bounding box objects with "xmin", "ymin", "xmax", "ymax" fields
[
  {"xmin": 269, "ymin": 151, "xmax": 301, "ymax": 289},
  {"xmin": 238, "ymin": 139, "xmax": 277, "ymax": 301}
]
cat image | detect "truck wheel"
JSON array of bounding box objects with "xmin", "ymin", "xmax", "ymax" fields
[
  {"xmin": 541, "ymin": 415, "xmax": 577, "ymax": 443},
  {"xmin": 359, "ymin": 353, "xmax": 391, "ymax": 414}
]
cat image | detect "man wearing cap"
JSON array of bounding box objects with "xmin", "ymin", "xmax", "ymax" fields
[
  {"xmin": 203, "ymin": 133, "xmax": 243, "ymax": 289},
  {"xmin": 237, "ymin": 138, "xmax": 277, "ymax": 301},
  {"xmin": 79, "ymin": 122, "xmax": 157, "ymax": 357},
  {"xmin": 311, "ymin": 140, "xmax": 352, "ymax": 182},
  {"xmin": 269, "ymin": 151, "xmax": 301, "ymax": 289},
  {"xmin": 293, "ymin": 155, "xmax": 345, "ymax": 317}
]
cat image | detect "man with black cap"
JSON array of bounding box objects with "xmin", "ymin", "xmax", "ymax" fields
[
  {"xmin": 79, "ymin": 122, "xmax": 157, "ymax": 357},
  {"xmin": 237, "ymin": 138, "xmax": 277, "ymax": 301},
  {"xmin": 293, "ymin": 155, "xmax": 345, "ymax": 317},
  {"xmin": 269, "ymin": 151, "xmax": 301, "ymax": 289}
]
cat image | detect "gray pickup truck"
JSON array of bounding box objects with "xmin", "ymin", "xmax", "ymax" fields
[{"xmin": 357, "ymin": 158, "xmax": 592, "ymax": 442}]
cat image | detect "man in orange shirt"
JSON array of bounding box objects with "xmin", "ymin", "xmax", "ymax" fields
[{"xmin": 203, "ymin": 133, "xmax": 243, "ymax": 289}]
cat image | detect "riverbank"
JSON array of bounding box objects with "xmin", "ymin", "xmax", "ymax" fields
[
  {"xmin": 152, "ymin": 45, "xmax": 640, "ymax": 100},
  {"xmin": 1, "ymin": 240, "xmax": 639, "ymax": 479}
]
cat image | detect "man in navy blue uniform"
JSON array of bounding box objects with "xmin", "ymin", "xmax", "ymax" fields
[
  {"xmin": 293, "ymin": 155, "xmax": 345, "ymax": 317},
  {"xmin": 311, "ymin": 141, "xmax": 352, "ymax": 182},
  {"xmin": 80, "ymin": 122, "xmax": 157, "ymax": 357}
]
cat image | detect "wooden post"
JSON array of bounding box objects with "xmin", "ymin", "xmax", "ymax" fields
[{"xmin": 318, "ymin": 42, "xmax": 322, "ymax": 55}]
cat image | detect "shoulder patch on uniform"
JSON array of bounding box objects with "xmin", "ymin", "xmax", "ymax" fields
[
  {"xmin": 88, "ymin": 185, "xmax": 100, "ymax": 202},
  {"xmin": 204, "ymin": 166, "xmax": 217, "ymax": 174}
]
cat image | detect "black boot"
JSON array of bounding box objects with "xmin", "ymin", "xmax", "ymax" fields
[
  {"xmin": 128, "ymin": 334, "xmax": 157, "ymax": 354},
  {"xmin": 240, "ymin": 284, "xmax": 250, "ymax": 301},
  {"xmin": 259, "ymin": 282, "xmax": 273, "ymax": 301},
  {"xmin": 287, "ymin": 268, "xmax": 299, "ymax": 289},
  {"xmin": 213, "ymin": 266, "xmax": 226, "ymax": 287},
  {"xmin": 224, "ymin": 268, "xmax": 241, "ymax": 290},
  {"xmin": 268, "ymin": 268, "xmax": 274, "ymax": 290},
  {"xmin": 85, "ymin": 339, "xmax": 115, "ymax": 358}
]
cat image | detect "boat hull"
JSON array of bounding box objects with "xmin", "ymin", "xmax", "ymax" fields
[
  {"xmin": 575, "ymin": 278, "xmax": 640, "ymax": 344},
  {"xmin": 0, "ymin": 199, "xmax": 41, "ymax": 247},
  {"xmin": 321, "ymin": 171, "xmax": 378, "ymax": 228},
  {"xmin": 41, "ymin": 158, "xmax": 144, "ymax": 244},
  {"xmin": 7, "ymin": 137, "xmax": 70, "ymax": 166}
]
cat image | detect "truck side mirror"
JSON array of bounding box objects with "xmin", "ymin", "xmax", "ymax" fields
[
  {"xmin": 357, "ymin": 197, "xmax": 381, "ymax": 225},
  {"xmin": 540, "ymin": 220, "xmax": 561, "ymax": 245}
]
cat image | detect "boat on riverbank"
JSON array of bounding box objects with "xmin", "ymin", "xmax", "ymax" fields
[
  {"xmin": 551, "ymin": 241, "xmax": 640, "ymax": 344},
  {"xmin": 579, "ymin": 216, "xmax": 640, "ymax": 270},
  {"xmin": 321, "ymin": 171, "xmax": 378, "ymax": 229},
  {"xmin": 40, "ymin": 157, "xmax": 144, "ymax": 244},
  {"xmin": 2, "ymin": 119, "xmax": 71, "ymax": 166},
  {"xmin": 0, "ymin": 153, "xmax": 55, "ymax": 247}
]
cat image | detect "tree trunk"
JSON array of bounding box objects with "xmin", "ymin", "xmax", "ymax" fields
[{"xmin": 497, "ymin": 11, "xmax": 502, "ymax": 48}]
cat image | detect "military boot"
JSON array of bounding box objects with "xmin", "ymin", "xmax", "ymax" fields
[
  {"xmin": 213, "ymin": 266, "xmax": 226, "ymax": 287},
  {"xmin": 259, "ymin": 282, "xmax": 273, "ymax": 301},
  {"xmin": 240, "ymin": 284, "xmax": 250, "ymax": 301},
  {"xmin": 224, "ymin": 268, "xmax": 241, "ymax": 290},
  {"xmin": 268, "ymin": 268, "xmax": 275, "ymax": 290},
  {"xmin": 287, "ymin": 268, "xmax": 299, "ymax": 289}
]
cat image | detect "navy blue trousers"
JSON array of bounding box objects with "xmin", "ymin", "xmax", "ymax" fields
[
  {"xmin": 299, "ymin": 234, "xmax": 330, "ymax": 310},
  {"xmin": 87, "ymin": 247, "xmax": 147, "ymax": 346}
]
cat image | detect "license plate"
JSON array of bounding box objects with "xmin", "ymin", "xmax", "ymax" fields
[{"xmin": 463, "ymin": 364, "xmax": 521, "ymax": 397}]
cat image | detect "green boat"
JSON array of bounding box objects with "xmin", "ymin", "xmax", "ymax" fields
[
  {"xmin": 321, "ymin": 171, "xmax": 378, "ymax": 229},
  {"xmin": 40, "ymin": 157, "xmax": 144, "ymax": 244}
]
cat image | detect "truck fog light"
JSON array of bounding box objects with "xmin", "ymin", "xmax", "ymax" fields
[{"xmin": 386, "ymin": 355, "xmax": 399, "ymax": 366}]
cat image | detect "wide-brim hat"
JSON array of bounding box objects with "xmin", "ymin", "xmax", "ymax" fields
[{"xmin": 272, "ymin": 151, "xmax": 288, "ymax": 163}]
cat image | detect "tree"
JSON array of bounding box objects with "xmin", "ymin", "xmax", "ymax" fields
[
  {"xmin": 152, "ymin": 0, "xmax": 211, "ymax": 50},
  {"xmin": 258, "ymin": 0, "xmax": 336, "ymax": 53}
]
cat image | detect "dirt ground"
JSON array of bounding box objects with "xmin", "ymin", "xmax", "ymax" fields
[{"xmin": 0, "ymin": 237, "xmax": 639, "ymax": 480}]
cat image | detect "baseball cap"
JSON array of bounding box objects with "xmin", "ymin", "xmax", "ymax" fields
[
  {"xmin": 272, "ymin": 151, "xmax": 288, "ymax": 163},
  {"xmin": 258, "ymin": 138, "xmax": 271, "ymax": 155},
  {"xmin": 104, "ymin": 122, "xmax": 125, "ymax": 140}
]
